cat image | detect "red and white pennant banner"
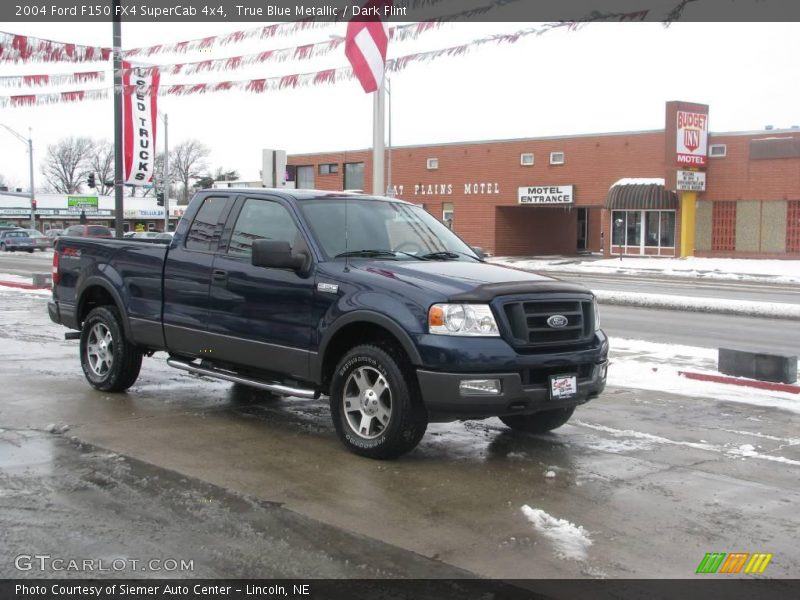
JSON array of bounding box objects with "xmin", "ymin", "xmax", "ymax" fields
[
  {"xmin": 0, "ymin": 70, "xmax": 104, "ymax": 88},
  {"xmin": 0, "ymin": 31, "xmax": 110, "ymax": 63}
]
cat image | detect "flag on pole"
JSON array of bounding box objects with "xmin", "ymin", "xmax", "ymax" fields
[
  {"xmin": 345, "ymin": 0, "xmax": 392, "ymax": 93},
  {"xmin": 122, "ymin": 61, "xmax": 160, "ymax": 185}
]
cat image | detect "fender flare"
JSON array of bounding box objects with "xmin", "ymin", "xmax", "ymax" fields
[
  {"xmin": 76, "ymin": 276, "xmax": 132, "ymax": 339},
  {"xmin": 315, "ymin": 310, "xmax": 423, "ymax": 381}
]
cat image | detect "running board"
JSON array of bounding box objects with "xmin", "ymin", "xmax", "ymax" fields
[{"xmin": 166, "ymin": 358, "xmax": 317, "ymax": 399}]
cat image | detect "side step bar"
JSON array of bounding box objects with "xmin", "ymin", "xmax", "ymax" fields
[{"xmin": 166, "ymin": 358, "xmax": 317, "ymax": 399}]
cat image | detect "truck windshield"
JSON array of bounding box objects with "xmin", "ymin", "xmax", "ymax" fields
[{"xmin": 298, "ymin": 198, "xmax": 479, "ymax": 261}]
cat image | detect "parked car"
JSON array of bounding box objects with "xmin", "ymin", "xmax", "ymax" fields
[
  {"xmin": 49, "ymin": 189, "xmax": 608, "ymax": 459},
  {"xmin": 0, "ymin": 229, "xmax": 34, "ymax": 252},
  {"xmin": 155, "ymin": 232, "xmax": 174, "ymax": 241},
  {"xmin": 46, "ymin": 229, "xmax": 65, "ymax": 246},
  {"xmin": 129, "ymin": 231, "xmax": 161, "ymax": 239},
  {"xmin": 62, "ymin": 224, "xmax": 113, "ymax": 239},
  {"xmin": 21, "ymin": 229, "xmax": 51, "ymax": 251}
]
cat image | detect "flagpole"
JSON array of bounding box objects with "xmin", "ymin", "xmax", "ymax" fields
[
  {"xmin": 112, "ymin": 0, "xmax": 124, "ymax": 239},
  {"xmin": 372, "ymin": 78, "xmax": 385, "ymax": 195}
]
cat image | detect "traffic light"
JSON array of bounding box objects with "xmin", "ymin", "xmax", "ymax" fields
[
  {"xmin": 156, "ymin": 192, "xmax": 165, "ymax": 206},
  {"xmin": 87, "ymin": 173, "xmax": 96, "ymax": 188}
]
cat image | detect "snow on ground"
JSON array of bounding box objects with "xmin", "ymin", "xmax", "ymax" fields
[
  {"xmin": 520, "ymin": 505, "xmax": 593, "ymax": 561},
  {"xmin": 492, "ymin": 256, "xmax": 800, "ymax": 284},
  {"xmin": 594, "ymin": 289, "xmax": 800, "ymax": 318},
  {"xmin": 609, "ymin": 337, "xmax": 800, "ymax": 414},
  {"xmin": 0, "ymin": 284, "xmax": 52, "ymax": 297}
]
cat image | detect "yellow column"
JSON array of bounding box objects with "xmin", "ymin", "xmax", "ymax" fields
[{"xmin": 679, "ymin": 191, "xmax": 697, "ymax": 257}]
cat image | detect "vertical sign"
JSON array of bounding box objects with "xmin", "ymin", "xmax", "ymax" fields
[
  {"xmin": 676, "ymin": 108, "xmax": 708, "ymax": 167},
  {"xmin": 123, "ymin": 62, "xmax": 160, "ymax": 185}
]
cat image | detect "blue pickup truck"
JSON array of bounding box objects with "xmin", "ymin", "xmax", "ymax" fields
[{"xmin": 49, "ymin": 189, "xmax": 608, "ymax": 458}]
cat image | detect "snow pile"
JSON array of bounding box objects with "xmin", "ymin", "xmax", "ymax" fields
[
  {"xmin": 608, "ymin": 337, "xmax": 800, "ymax": 414},
  {"xmin": 492, "ymin": 256, "xmax": 800, "ymax": 284},
  {"xmin": 594, "ymin": 290, "xmax": 800, "ymax": 318},
  {"xmin": 520, "ymin": 505, "xmax": 593, "ymax": 561}
]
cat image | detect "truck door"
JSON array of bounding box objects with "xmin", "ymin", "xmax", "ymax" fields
[
  {"xmin": 207, "ymin": 195, "xmax": 315, "ymax": 381},
  {"xmin": 163, "ymin": 194, "xmax": 234, "ymax": 356}
]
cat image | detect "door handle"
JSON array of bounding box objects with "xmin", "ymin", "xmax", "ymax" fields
[{"xmin": 212, "ymin": 269, "xmax": 228, "ymax": 282}]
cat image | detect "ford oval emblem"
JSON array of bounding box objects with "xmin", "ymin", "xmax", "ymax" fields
[{"xmin": 547, "ymin": 315, "xmax": 569, "ymax": 328}]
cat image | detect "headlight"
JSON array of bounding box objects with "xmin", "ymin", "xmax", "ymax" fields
[
  {"xmin": 593, "ymin": 298, "xmax": 601, "ymax": 331},
  {"xmin": 428, "ymin": 304, "xmax": 499, "ymax": 336}
]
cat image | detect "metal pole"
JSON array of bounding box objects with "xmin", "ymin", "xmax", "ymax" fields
[
  {"xmin": 163, "ymin": 113, "xmax": 169, "ymax": 231},
  {"xmin": 372, "ymin": 79, "xmax": 385, "ymax": 195},
  {"xmin": 28, "ymin": 130, "xmax": 35, "ymax": 230},
  {"xmin": 113, "ymin": 0, "xmax": 124, "ymax": 239},
  {"xmin": 386, "ymin": 78, "xmax": 392, "ymax": 196}
]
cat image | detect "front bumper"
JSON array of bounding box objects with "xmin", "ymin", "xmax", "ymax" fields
[{"xmin": 418, "ymin": 361, "xmax": 607, "ymax": 422}]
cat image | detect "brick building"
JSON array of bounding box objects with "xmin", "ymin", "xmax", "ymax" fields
[{"xmin": 288, "ymin": 105, "xmax": 800, "ymax": 259}]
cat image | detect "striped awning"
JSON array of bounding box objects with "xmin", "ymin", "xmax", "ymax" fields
[{"xmin": 605, "ymin": 179, "xmax": 678, "ymax": 210}]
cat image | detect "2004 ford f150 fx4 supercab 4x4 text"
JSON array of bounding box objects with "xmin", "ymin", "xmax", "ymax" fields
[{"xmin": 49, "ymin": 190, "xmax": 608, "ymax": 458}]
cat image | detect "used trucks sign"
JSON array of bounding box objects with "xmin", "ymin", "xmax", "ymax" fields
[{"xmin": 518, "ymin": 185, "xmax": 574, "ymax": 205}]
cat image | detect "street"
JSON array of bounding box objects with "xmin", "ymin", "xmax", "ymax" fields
[{"xmin": 1, "ymin": 286, "xmax": 798, "ymax": 579}]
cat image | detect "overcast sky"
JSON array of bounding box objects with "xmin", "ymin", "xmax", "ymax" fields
[{"xmin": 1, "ymin": 16, "xmax": 799, "ymax": 187}]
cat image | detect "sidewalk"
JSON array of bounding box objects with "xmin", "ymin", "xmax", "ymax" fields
[{"xmin": 492, "ymin": 255, "xmax": 800, "ymax": 285}]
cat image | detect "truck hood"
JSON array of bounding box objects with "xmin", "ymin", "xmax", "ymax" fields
[{"xmin": 349, "ymin": 260, "xmax": 592, "ymax": 301}]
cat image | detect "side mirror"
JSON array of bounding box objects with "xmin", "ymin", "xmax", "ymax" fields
[
  {"xmin": 470, "ymin": 246, "xmax": 485, "ymax": 259},
  {"xmin": 252, "ymin": 240, "xmax": 307, "ymax": 271}
]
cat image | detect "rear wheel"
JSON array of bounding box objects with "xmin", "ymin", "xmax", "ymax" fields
[
  {"xmin": 330, "ymin": 344, "xmax": 427, "ymax": 459},
  {"xmin": 80, "ymin": 306, "xmax": 143, "ymax": 392},
  {"xmin": 500, "ymin": 407, "xmax": 575, "ymax": 434}
]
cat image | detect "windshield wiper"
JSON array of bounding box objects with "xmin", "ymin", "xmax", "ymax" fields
[
  {"xmin": 334, "ymin": 249, "xmax": 399, "ymax": 259},
  {"xmin": 419, "ymin": 250, "xmax": 479, "ymax": 261}
]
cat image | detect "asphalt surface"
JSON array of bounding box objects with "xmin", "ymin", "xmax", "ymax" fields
[
  {"xmin": 600, "ymin": 305, "xmax": 800, "ymax": 354},
  {"xmin": 1, "ymin": 290, "xmax": 798, "ymax": 580}
]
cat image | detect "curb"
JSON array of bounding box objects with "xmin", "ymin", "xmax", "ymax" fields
[
  {"xmin": 679, "ymin": 371, "xmax": 800, "ymax": 394},
  {"xmin": 0, "ymin": 280, "xmax": 50, "ymax": 291}
]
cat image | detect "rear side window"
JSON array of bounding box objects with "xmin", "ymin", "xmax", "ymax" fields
[
  {"xmin": 88, "ymin": 226, "xmax": 110, "ymax": 235},
  {"xmin": 228, "ymin": 199, "xmax": 299, "ymax": 257},
  {"xmin": 186, "ymin": 196, "xmax": 228, "ymax": 251},
  {"xmin": 65, "ymin": 226, "xmax": 81, "ymax": 235}
]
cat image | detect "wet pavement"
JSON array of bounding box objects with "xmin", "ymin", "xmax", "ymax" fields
[{"xmin": 1, "ymin": 289, "xmax": 799, "ymax": 579}]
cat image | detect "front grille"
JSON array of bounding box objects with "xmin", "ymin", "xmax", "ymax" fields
[
  {"xmin": 502, "ymin": 297, "xmax": 593, "ymax": 348},
  {"xmin": 520, "ymin": 363, "xmax": 594, "ymax": 386}
]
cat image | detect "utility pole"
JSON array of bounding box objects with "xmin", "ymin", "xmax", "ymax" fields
[
  {"xmin": 0, "ymin": 124, "xmax": 36, "ymax": 229},
  {"xmin": 372, "ymin": 78, "xmax": 385, "ymax": 196},
  {"xmin": 113, "ymin": 0, "xmax": 124, "ymax": 239},
  {"xmin": 386, "ymin": 77, "xmax": 392, "ymax": 196},
  {"xmin": 163, "ymin": 113, "xmax": 169, "ymax": 231}
]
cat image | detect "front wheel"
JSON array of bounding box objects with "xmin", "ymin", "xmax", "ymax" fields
[
  {"xmin": 79, "ymin": 306, "xmax": 143, "ymax": 392},
  {"xmin": 330, "ymin": 344, "xmax": 427, "ymax": 459},
  {"xmin": 500, "ymin": 406, "xmax": 575, "ymax": 434}
]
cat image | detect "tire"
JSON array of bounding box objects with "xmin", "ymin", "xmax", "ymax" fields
[
  {"xmin": 330, "ymin": 344, "xmax": 427, "ymax": 459},
  {"xmin": 500, "ymin": 406, "xmax": 575, "ymax": 434},
  {"xmin": 79, "ymin": 306, "xmax": 143, "ymax": 392}
]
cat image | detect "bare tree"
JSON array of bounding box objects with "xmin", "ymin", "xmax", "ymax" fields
[
  {"xmin": 171, "ymin": 139, "xmax": 210, "ymax": 205},
  {"xmin": 86, "ymin": 139, "xmax": 114, "ymax": 196},
  {"xmin": 41, "ymin": 136, "xmax": 94, "ymax": 194},
  {"xmin": 213, "ymin": 167, "xmax": 240, "ymax": 182}
]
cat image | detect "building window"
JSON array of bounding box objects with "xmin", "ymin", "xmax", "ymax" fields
[
  {"xmin": 709, "ymin": 144, "xmax": 727, "ymax": 158},
  {"xmin": 426, "ymin": 158, "xmax": 439, "ymax": 170},
  {"xmin": 612, "ymin": 210, "xmax": 675, "ymax": 249},
  {"xmin": 442, "ymin": 202, "xmax": 454, "ymax": 229},
  {"xmin": 318, "ymin": 163, "xmax": 338, "ymax": 175},
  {"xmin": 296, "ymin": 165, "xmax": 314, "ymax": 189},
  {"xmin": 712, "ymin": 201, "xmax": 737, "ymax": 252},
  {"xmin": 550, "ymin": 151, "xmax": 565, "ymax": 165},
  {"xmin": 787, "ymin": 200, "xmax": 800, "ymax": 253},
  {"xmin": 344, "ymin": 162, "xmax": 364, "ymax": 191},
  {"xmin": 520, "ymin": 153, "xmax": 534, "ymax": 166}
]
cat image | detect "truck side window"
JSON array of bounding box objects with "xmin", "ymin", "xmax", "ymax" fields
[
  {"xmin": 185, "ymin": 196, "xmax": 228, "ymax": 252},
  {"xmin": 228, "ymin": 199, "xmax": 299, "ymax": 257}
]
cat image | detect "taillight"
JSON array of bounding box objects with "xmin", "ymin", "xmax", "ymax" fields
[{"xmin": 52, "ymin": 251, "xmax": 60, "ymax": 287}]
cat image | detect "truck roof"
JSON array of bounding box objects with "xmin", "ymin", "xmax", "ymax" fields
[{"xmin": 197, "ymin": 188, "xmax": 411, "ymax": 204}]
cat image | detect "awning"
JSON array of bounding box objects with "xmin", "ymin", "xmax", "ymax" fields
[{"xmin": 605, "ymin": 178, "xmax": 678, "ymax": 211}]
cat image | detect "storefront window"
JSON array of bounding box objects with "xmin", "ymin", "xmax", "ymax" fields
[{"xmin": 613, "ymin": 210, "xmax": 675, "ymax": 250}]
